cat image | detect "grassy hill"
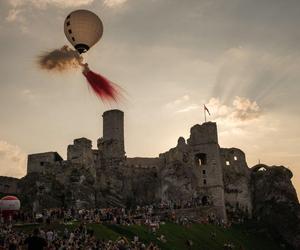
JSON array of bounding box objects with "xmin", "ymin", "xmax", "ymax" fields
[{"xmin": 14, "ymin": 221, "xmax": 286, "ymax": 250}]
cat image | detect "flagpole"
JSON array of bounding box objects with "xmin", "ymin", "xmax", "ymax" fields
[{"xmin": 204, "ymin": 104, "xmax": 206, "ymax": 123}]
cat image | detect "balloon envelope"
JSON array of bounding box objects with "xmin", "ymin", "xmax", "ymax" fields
[
  {"xmin": 64, "ymin": 9, "xmax": 103, "ymax": 54},
  {"xmin": 0, "ymin": 196, "xmax": 21, "ymax": 211}
]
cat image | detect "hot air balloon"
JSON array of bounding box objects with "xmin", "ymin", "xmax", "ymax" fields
[
  {"xmin": 0, "ymin": 196, "xmax": 21, "ymax": 221},
  {"xmin": 64, "ymin": 9, "xmax": 103, "ymax": 54},
  {"xmin": 63, "ymin": 9, "xmax": 121, "ymax": 102}
]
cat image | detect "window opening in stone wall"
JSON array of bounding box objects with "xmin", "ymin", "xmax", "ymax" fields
[
  {"xmin": 226, "ymin": 161, "xmax": 230, "ymax": 166},
  {"xmin": 258, "ymin": 167, "xmax": 267, "ymax": 171},
  {"xmin": 40, "ymin": 162, "xmax": 44, "ymax": 166},
  {"xmin": 195, "ymin": 153, "xmax": 207, "ymax": 166},
  {"xmin": 202, "ymin": 169, "xmax": 206, "ymax": 175},
  {"xmin": 234, "ymin": 156, "xmax": 238, "ymax": 161},
  {"xmin": 202, "ymin": 196, "xmax": 209, "ymax": 205},
  {"xmin": 203, "ymin": 179, "xmax": 207, "ymax": 185}
]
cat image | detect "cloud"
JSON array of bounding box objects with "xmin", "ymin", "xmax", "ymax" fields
[
  {"xmin": 207, "ymin": 96, "xmax": 262, "ymax": 122},
  {"xmin": 166, "ymin": 94, "xmax": 261, "ymax": 121},
  {"xmin": 165, "ymin": 94, "xmax": 190, "ymax": 108},
  {"xmin": 104, "ymin": 0, "xmax": 128, "ymax": 8},
  {"xmin": 0, "ymin": 140, "xmax": 26, "ymax": 178},
  {"xmin": 212, "ymin": 47, "xmax": 300, "ymax": 106},
  {"xmin": 176, "ymin": 104, "xmax": 200, "ymax": 113},
  {"xmin": 5, "ymin": 8, "xmax": 23, "ymax": 22},
  {"xmin": 232, "ymin": 96, "xmax": 261, "ymax": 121},
  {"xmin": 7, "ymin": 0, "xmax": 95, "ymax": 9},
  {"xmin": 5, "ymin": 0, "xmax": 95, "ymax": 24}
]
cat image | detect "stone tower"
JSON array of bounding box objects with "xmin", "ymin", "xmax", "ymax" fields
[
  {"xmin": 98, "ymin": 109, "xmax": 125, "ymax": 160},
  {"xmin": 67, "ymin": 138, "xmax": 94, "ymax": 168},
  {"xmin": 187, "ymin": 122, "xmax": 227, "ymax": 221}
]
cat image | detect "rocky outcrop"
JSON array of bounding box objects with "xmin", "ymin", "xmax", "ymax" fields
[
  {"xmin": 96, "ymin": 162, "xmax": 161, "ymax": 208},
  {"xmin": 221, "ymin": 148, "xmax": 252, "ymax": 219},
  {"xmin": 251, "ymin": 164, "xmax": 300, "ymax": 249},
  {"xmin": 18, "ymin": 172, "xmax": 65, "ymax": 211},
  {"xmin": 18, "ymin": 162, "xmax": 96, "ymax": 210},
  {"xmin": 159, "ymin": 137, "xmax": 197, "ymax": 203}
]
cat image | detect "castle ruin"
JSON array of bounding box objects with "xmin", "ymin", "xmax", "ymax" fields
[
  {"xmin": 21, "ymin": 109, "xmax": 257, "ymax": 222},
  {"xmin": 1, "ymin": 109, "xmax": 299, "ymax": 247}
]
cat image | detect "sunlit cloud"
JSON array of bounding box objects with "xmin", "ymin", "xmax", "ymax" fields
[
  {"xmin": 165, "ymin": 94, "xmax": 190, "ymax": 108},
  {"xmin": 0, "ymin": 140, "xmax": 26, "ymax": 178},
  {"xmin": 207, "ymin": 96, "xmax": 262, "ymax": 122},
  {"xmin": 168, "ymin": 95, "xmax": 261, "ymax": 122},
  {"xmin": 176, "ymin": 104, "xmax": 200, "ymax": 113},
  {"xmin": 232, "ymin": 96, "xmax": 261, "ymax": 121}
]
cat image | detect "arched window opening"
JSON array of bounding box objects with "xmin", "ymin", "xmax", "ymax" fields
[
  {"xmin": 195, "ymin": 153, "xmax": 207, "ymax": 166},
  {"xmin": 258, "ymin": 167, "xmax": 266, "ymax": 171}
]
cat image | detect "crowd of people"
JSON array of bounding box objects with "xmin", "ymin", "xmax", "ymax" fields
[
  {"xmin": 0, "ymin": 201, "xmax": 233, "ymax": 249},
  {"xmin": 0, "ymin": 224, "xmax": 160, "ymax": 250},
  {"xmin": 10, "ymin": 200, "xmax": 223, "ymax": 228}
]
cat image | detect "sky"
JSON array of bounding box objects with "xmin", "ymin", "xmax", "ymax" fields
[{"xmin": 0, "ymin": 0, "xmax": 299, "ymax": 199}]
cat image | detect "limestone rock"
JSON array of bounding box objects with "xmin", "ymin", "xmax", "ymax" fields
[{"xmin": 251, "ymin": 164, "xmax": 300, "ymax": 249}]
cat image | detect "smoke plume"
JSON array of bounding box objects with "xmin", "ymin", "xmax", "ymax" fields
[{"xmin": 37, "ymin": 45, "xmax": 83, "ymax": 72}]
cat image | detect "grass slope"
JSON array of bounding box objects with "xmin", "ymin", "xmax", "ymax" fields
[{"xmin": 14, "ymin": 222, "xmax": 283, "ymax": 250}]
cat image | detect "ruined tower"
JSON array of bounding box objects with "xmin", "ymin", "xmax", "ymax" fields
[
  {"xmin": 67, "ymin": 138, "xmax": 94, "ymax": 169},
  {"xmin": 98, "ymin": 109, "xmax": 125, "ymax": 160},
  {"xmin": 187, "ymin": 122, "xmax": 227, "ymax": 221}
]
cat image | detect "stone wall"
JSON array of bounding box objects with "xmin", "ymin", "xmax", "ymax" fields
[
  {"xmin": 126, "ymin": 157, "xmax": 163, "ymax": 169},
  {"xmin": 0, "ymin": 176, "xmax": 19, "ymax": 194},
  {"xmin": 67, "ymin": 138, "xmax": 95, "ymax": 176},
  {"xmin": 221, "ymin": 148, "xmax": 252, "ymax": 218},
  {"xmin": 27, "ymin": 152, "xmax": 63, "ymax": 174},
  {"xmin": 159, "ymin": 122, "xmax": 227, "ymax": 222}
]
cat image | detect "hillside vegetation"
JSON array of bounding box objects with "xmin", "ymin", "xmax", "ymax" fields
[{"xmin": 15, "ymin": 222, "xmax": 285, "ymax": 250}]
